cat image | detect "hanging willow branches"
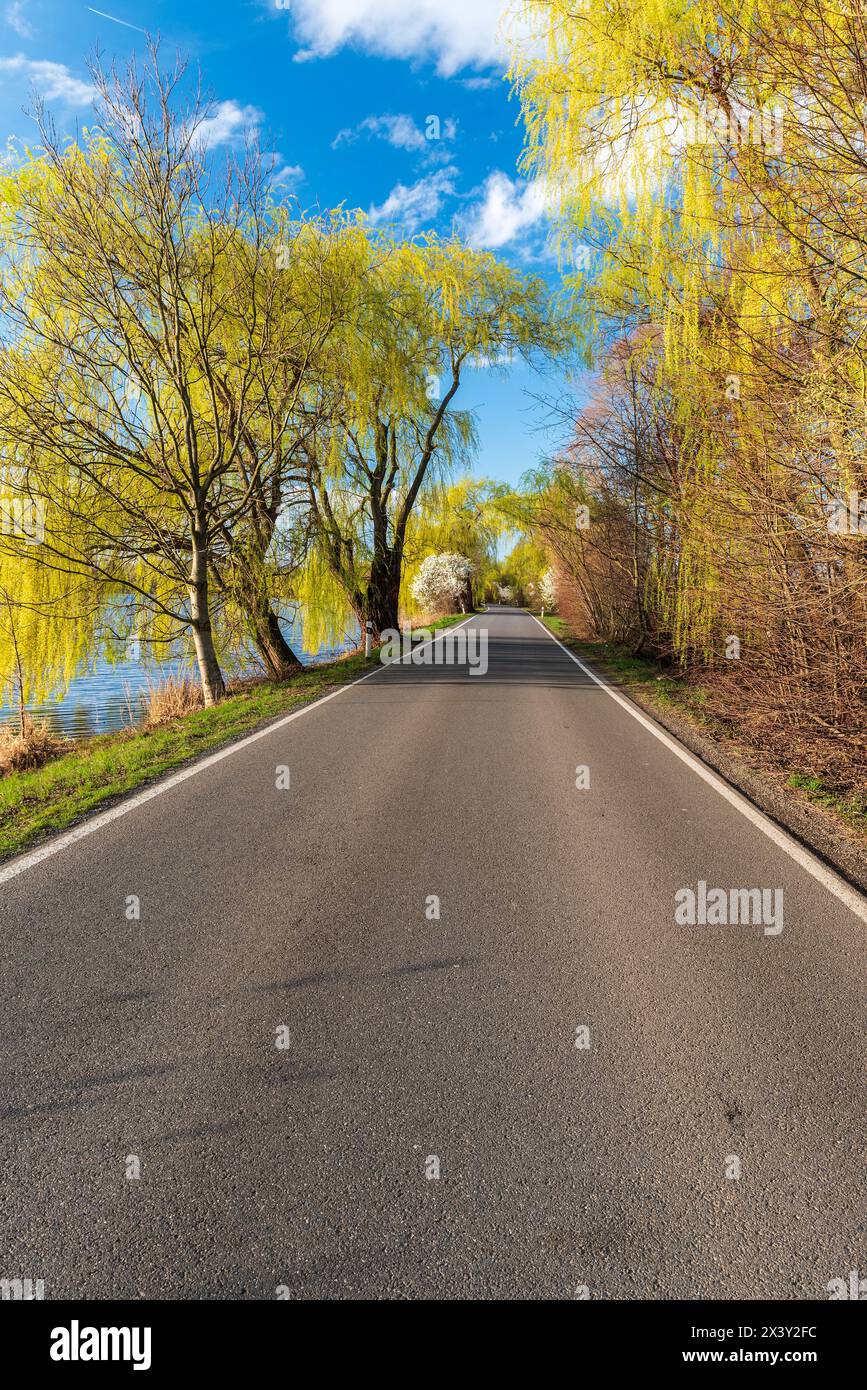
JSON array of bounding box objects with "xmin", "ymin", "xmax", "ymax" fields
[{"xmin": 508, "ymin": 0, "xmax": 867, "ymax": 784}]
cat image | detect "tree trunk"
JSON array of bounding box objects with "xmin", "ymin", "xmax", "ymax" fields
[
  {"xmin": 227, "ymin": 510, "xmax": 305, "ymax": 680},
  {"xmin": 248, "ymin": 591, "xmax": 303, "ymax": 681},
  {"xmin": 364, "ymin": 551, "xmax": 401, "ymax": 636},
  {"xmin": 190, "ymin": 539, "xmax": 226, "ymax": 706}
]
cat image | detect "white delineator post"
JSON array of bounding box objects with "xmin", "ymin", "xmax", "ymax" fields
[{"xmin": 365, "ymin": 621, "xmax": 373, "ymax": 657}]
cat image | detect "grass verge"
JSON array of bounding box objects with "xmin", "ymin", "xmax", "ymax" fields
[
  {"xmin": 0, "ymin": 613, "xmax": 467, "ymax": 863},
  {"xmin": 540, "ymin": 614, "xmax": 867, "ymax": 839}
]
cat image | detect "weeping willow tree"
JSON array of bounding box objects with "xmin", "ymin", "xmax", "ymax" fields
[
  {"xmin": 508, "ymin": 0, "xmax": 867, "ymax": 766},
  {"xmin": 204, "ymin": 212, "xmax": 376, "ymax": 679},
  {"xmin": 0, "ymin": 542, "xmax": 103, "ymax": 732},
  {"xmin": 401, "ymin": 477, "xmax": 507, "ymax": 615},
  {"xmin": 0, "ymin": 47, "xmax": 361, "ymax": 704},
  {"xmin": 298, "ymin": 232, "xmax": 569, "ymax": 640}
]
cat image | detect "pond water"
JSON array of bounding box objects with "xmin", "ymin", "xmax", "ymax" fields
[{"xmin": 0, "ymin": 617, "xmax": 359, "ymax": 740}]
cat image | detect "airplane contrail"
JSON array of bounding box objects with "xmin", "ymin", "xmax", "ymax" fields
[{"xmin": 87, "ymin": 7, "xmax": 148, "ymax": 33}]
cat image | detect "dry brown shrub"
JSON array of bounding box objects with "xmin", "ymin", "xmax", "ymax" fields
[
  {"xmin": 142, "ymin": 675, "xmax": 204, "ymax": 726},
  {"xmin": 0, "ymin": 721, "xmax": 66, "ymax": 776}
]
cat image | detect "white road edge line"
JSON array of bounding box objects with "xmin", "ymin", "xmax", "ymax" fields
[
  {"xmin": 529, "ymin": 612, "xmax": 867, "ymax": 926},
  {"xmin": 0, "ymin": 615, "xmax": 478, "ymax": 888}
]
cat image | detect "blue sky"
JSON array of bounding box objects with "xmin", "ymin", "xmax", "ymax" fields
[{"xmin": 0, "ymin": 0, "xmax": 575, "ymax": 485}]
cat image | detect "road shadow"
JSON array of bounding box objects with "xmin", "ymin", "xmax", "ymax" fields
[
  {"xmin": 251, "ymin": 956, "xmax": 477, "ymax": 995},
  {"xmin": 374, "ymin": 628, "xmax": 597, "ymax": 688},
  {"xmin": 0, "ymin": 1062, "xmax": 179, "ymax": 1122}
]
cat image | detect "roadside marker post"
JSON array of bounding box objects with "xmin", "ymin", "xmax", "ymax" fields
[{"xmin": 364, "ymin": 621, "xmax": 373, "ymax": 657}]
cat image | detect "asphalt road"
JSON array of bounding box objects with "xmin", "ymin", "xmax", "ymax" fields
[{"xmin": 0, "ymin": 607, "xmax": 864, "ymax": 1300}]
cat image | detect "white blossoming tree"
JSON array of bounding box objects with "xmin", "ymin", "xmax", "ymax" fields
[
  {"xmin": 539, "ymin": 568, "xmax": 557, "ymax": 612},
  {"xmin": 411, "ymin": 552, "xmax": 476, "ymax": 614}
]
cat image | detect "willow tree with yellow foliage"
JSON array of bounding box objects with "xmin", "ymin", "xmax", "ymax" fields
[
  {"xmin": 403, "ymin": 477, "xmax": 506, "ymax": 613},
  {"xmin": 509, "ymin": 0, "xmax": 867, "ymax": 782},
  {"xmin": 297, "ymin": 232, "xmax": 569, "ymax": 640},
  {"xmin": 0, "ymin": 49, "xmax": 361, "ymax": 705}
]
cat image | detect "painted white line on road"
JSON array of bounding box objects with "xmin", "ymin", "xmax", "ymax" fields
[
  {"xmin": 529, "ymin": 613, "xmax": 867, "ymax": 926},
  {"xmin": 0, "ymin": 616, "xmax": 478, "ymax": 888}
]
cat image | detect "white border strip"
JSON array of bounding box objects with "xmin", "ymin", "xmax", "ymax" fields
[
  {"xmin": 529, "ymin": 613, "xmax": 867, "ymax": 925},
  {"xmin": 0, "ymin": 616, "xmax": 477, "ymax": 888}
]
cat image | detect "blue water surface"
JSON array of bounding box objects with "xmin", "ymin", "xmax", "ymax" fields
[{"xmin": 0, "ymin": 618, "xmax": 359, "ymax": 739}]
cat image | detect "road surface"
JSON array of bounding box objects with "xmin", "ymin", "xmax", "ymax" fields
[{"xmin": 0, "ymin": 608, "xmax": 863, "ymax": 1299}]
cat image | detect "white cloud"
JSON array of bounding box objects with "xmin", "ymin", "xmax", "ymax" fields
[
  {"xmin": 462, "ymin": 169, "xmax": 553, "ymax": 249},
  {"xmin": 367, "ymin": 166, "xmax": 458, "ymax": 232},
  {"xmin": 333, "ymin": 113, "xmax": 423, "ymax": 152},
  {"xmin": 0, "ymin": 138, "xmax": 21, "ymax": 170},
  {"xmin": 332, "ymin": 112, "xmax": 456, "ymax": 153},
  {"xmin": 190, "ymin": 100, "xmax": 264, "ymax": 150},
  {"xmin": 288, "ymin": 0, "xmax": 511, "ymax": 76},
  {"xmin": 377, "ymin": 113, "xmax": 430, "ymax": 150},
  {"xmin": 4, "ymin": 1, "xmax": 34, "ymax": 38},
  {"xmin": 271, "ymin": 162, "xmax": 305, "ymax": 187},
  {"xmin": 0, "ymin": 56, "xmax": 96, "ymax": 105}
]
